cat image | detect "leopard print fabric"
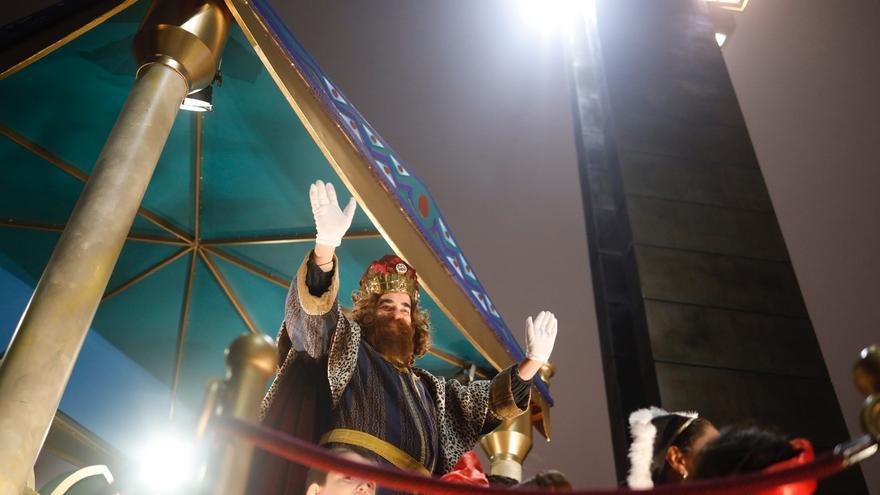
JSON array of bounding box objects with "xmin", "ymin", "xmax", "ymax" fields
[
  {"xmin": 327, "ymin": 319, "xmax": 361, "ymax": 406},
  {"xmin": 413, "ymin": 369, "xmax": 495, "ymax": 474}
]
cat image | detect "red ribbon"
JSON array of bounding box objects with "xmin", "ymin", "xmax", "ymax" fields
[{"xmin": 211, "ymin": 416, "xmax": 845, "ymax": 495}]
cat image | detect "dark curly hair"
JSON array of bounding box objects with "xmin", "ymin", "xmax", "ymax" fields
[{"xmin": 350, "ymin": 291, "xmax": 431, "ymax": 364}]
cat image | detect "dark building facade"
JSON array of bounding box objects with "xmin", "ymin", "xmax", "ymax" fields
[{"xmin": 569, "ymin": 1, "xmax": 867, "ymax": 492}]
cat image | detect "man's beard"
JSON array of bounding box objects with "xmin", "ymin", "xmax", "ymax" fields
[{"xmin": 360, "ymin": 314, "xmax": 415, "ymax": 366}]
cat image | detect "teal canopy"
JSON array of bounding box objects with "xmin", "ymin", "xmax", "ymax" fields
[{"xmin": 0, "ymin": 0, "xmax": 551, "ymax": 416}]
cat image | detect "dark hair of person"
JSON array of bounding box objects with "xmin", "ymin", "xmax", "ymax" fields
[
  {"xmin": 520, "ymin": 470, "xmax": 573, "ymax": 490},
  {"xmin": 691, "ymin": 426, "xmax": 798, "ymax": 480},
  {"xmin": 653, "ymin": 417, "xmax": 715, "ymax": 484}
]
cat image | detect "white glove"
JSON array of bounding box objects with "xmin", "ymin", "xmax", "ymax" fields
[
  {"xmin": 525, "ymin": 310, "xmax": 557, "ymax": 363},
  {"xmin": 309, "ymin": 180, "xmax": 357, "ymax": 247}
]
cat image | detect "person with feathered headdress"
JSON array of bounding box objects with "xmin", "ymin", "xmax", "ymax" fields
[{"xmin": 626, "ymin": 406, "xmax": 719, "ymax": 488}]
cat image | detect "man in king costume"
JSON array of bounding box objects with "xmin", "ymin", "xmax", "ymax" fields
[{"xmin": 249, "ymin": 180, "xmax": 559, "ymax": 494}]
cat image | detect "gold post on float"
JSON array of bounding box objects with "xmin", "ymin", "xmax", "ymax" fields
[
  {"xmin": 479, "ymin": 409, "xmax": 534, "ymax": 482},
  {"xmin": 834, "ymin": 345, "xmax": 880, "ymax": 468},
  {"xmin": 0, "ymin": 2, "xmax": 229, "ymax": 493},
  {"xmin": 199, "ymin": 333, "xmax": 276, "ymax": 495},
  {"xmin": 479, "ymin": 362, "xmax": 555, "ymax": 482},
  {"xmin": 854, "ymin": 345, "xmax": 880, "ymax": 439}
]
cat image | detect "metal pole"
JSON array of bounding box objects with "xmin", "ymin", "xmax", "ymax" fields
[
  {"xmin": 0, "ymin": 1, "xmax": 230, "ymax": 490},
  {"xmin": 0, "ymin": 63, "xmax": 188, "ymax": 494}
]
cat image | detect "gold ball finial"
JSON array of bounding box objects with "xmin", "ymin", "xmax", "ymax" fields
[
  {"xmin": 854, "ymin": 345, "xmax": 880, "ymax": 439},
  {"xmin": 133, "ymin": 0, "xmax": 231, "ymax": 91},
  {"xmin": 854, "ymin": 345, "xmax": 880, "ymax": 396},
  {"xmin": 226, "ymin": 333, "xmax": 277, "ymax": 378},
  {"xmin": 862, "ymin": 397, "xmax": 880, "ymax": 439},
  {"xmin": 538, "ymin": 362, "xmax": 556, "ymax": 384}
]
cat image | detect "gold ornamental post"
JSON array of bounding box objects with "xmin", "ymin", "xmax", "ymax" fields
[
  {"xmin": 479, "ymin": 411, "xmax": 533, "ymax": 482},
  {"xmin": 200, "ymin": 333, "xmax": 276, "ymax": 495},
  {"xmin": 479, "ymin": 363, "xmax": 555, "ymax": 482},
  {"xmin": 0, "ymin": 2, "xmax": 229, "ymax": 493},
  {"xmin": 854, "ymin": 345, "xmax": 880, "ymax": 439}
]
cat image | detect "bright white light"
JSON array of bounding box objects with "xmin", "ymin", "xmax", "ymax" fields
[
  {"xmin": 705, "ymin": 0, "xmax": 750, "ymax": 12},
  {"xmin": 517, "ymin": 0, "xmax": 589, "ymax": 36},
  {"xmin": 715, "ymin": 32, "xmax": 728, "ymax": 47},
  {"xmin": 136, "ymin": 435, "xmax": 196, "ymax": 493},
  {"xmin": 180, "ymin": 97, "xmax": 213, "ymax": 112}
]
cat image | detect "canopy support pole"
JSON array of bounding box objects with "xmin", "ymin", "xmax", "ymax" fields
[{"xmin": 0, "ymin": 2, "xmax": 229, "ymax": 492}]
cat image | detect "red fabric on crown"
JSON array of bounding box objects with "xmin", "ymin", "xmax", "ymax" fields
[{"xmin": 359, "ymin": 255, "xmax": 419, "ymax": 290}]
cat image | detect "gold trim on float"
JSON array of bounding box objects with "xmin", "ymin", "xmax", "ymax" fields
[
  {"xmin": 225, "ymin": 0, "xmax": 514, "ymax": 372},
  {"xmin": 200, "ymin": 249, "xmax": 260, "ymax": 334},
  {"xmin": 0, "ymin": 123, "xmax": 88, "ymax": 181},
  {"xmin": 320, "ymin": 428, "xmax": 431, "ymax": 476},
  {"xmin": 194, "ymin": 112, "xmax": 204, "ymax": 241},
  {"xmin": 0, "ymin": 219, "xmax": 186, "ymax": 245},
  {"xmin": 170, "ymin": 114, "xmax": 205, "ymax": 419},
  {"xmin": 426, "ymin": 347, "xmax": 489, "ymax": 379},
  {"xmin": 170, "ymin": 251, "xmax": 198, "ymax": 420},
  {"xmin": 201, "ymin": 229, "xmax": 381, "ymax": 247},
  {"xmin": 204, "ymin": 247, "xmax": 288, "ymax": 288},
  {"xmin": 0, "ymin": 123, "xmax": 192, "ymax": 243},
  {"xmin": 0, "ymin": 0, "xmax": 140, "ymax": 80},
  {"xmin": 132, "ymin": 209, "xmax": 191, "ymax": 243},
  {"xmin": 102, "ymin": 247, "xmax": 193, "ymax": 302},
  {"xmin": 43, "ymin": 410, "xmax": 125, "ymax": 469}
]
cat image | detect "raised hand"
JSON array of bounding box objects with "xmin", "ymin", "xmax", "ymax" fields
[
  {"xmin": 309, "ymin": 180, "xmax": 357, "ymax": 248},
  {"xmin": 525, "ymin": 310, "xmax": 558, "ymax": 363}
]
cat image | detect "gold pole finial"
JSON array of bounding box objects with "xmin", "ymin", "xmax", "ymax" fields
[
  {"xmin": 854, "ymin": 345, "xmax": 880, "ymax": 396},
  {"xmin": 854, "ymin": 345, "xmax": 880, "ymax": 438},
  {"xmin": 538, "ymin": 362, "xmax": 556, "ymax": 384},
  {"xmin": 133, "ymin": 0, "xmax": 231, "ymax": 92}
]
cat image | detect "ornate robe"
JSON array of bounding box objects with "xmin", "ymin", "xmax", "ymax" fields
[{"xmin": 249, "ymin": 253, "xmax": 530, "ymax": 494}]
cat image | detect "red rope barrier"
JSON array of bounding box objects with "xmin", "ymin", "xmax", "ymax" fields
[{"xmin": 211, "ymin": 416, "xmax": 847, "ymax": 494}]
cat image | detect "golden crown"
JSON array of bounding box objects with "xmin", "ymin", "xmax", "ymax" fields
[{"xmin": 359, "ymin": 255, "xmax": 420, "ymax": 302}]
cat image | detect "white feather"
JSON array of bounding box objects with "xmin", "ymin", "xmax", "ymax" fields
[{"xmin": 626, "ymin": 407, "xmax": 699, "ymax": 489}]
